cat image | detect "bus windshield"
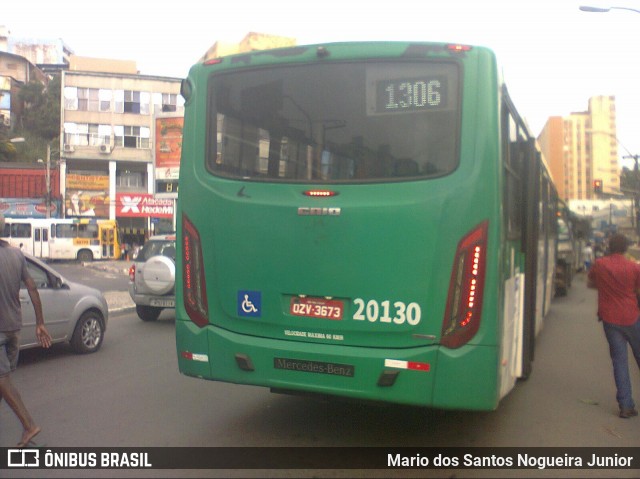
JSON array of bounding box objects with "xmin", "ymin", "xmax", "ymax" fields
[{"xmin": 207, "ymin": 61, "xmax": 460, "ymax": 182}]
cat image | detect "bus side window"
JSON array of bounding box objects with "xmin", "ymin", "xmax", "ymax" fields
[
  {"xmin": 502, "ymin": 105, "xmax": 525, "ymax": 241},
  {"xmin": 12, "ymin": 224, "xmax": 31, "ymax": 238}
]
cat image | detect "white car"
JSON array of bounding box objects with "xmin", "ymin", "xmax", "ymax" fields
[
  {"xmin": 20, "ymin": 255, "xmax": 108, "ymax": 353},
  {"xmin": 128, "ymin": 234, "xmax": 176, "ymax": 321}
]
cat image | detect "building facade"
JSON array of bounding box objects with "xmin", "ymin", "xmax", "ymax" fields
[
  {"xmin": 60, "ymin": 57, "xmax": 183, "ymax": 242},
  {"xmin": 3, "ymin": 30, "xmax": 292, "ymax": 242},
  {"xmin": 588, "ymin": 96, "xmax": 619, "ymax": 197},
  {"xmin": 201, "ymin": 32, "xmax": 296, "ymax": 60},
  {"xmin": 538, "ymin": 95, "xmax": 619, "ymax": 202},
  {"xmin": 0, "ymin": 51, "xmax": 49, "ymax": 128}
]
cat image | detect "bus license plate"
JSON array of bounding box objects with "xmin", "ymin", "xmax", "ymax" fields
[
  {"xmin": 150, "ymin": 298, "xmax": 175, "ymax": 308},
  {"xmin": 290, "ymin": 297, "xmax": 343, "ymax": 320}
]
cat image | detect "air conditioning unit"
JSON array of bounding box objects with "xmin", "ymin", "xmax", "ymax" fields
[
  {"xmin": 99, "ymin": 144, "xmax": 112, "ymax": 154},
  {"xmin": 63, "ymin": 144, "xmax": 75, "ymax": 153}
]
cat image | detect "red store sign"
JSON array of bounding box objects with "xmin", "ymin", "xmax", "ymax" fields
[{"xmin": 116, "ymin": 193, "xmax": 173, "ymax": 218}]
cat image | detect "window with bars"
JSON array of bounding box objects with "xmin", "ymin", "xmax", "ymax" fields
[{"xmin": 64, "ymin": 123, "xmax": 112, "ymax": 146}]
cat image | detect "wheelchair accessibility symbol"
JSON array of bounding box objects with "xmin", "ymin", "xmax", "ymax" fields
[{"xmin": 238, "ymin": 291, "xmax": 261, "ymax": 317}]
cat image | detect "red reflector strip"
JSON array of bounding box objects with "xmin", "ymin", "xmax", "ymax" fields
[
  {"xmin": 180, "ymin": 351, "xmax": 209, "ymax": 362},
  {"xmin": 385, "ymin": 359, "xmax": 430, "ymax": 372},
  {"xmin": 204, "ymin": 58, "xmax": 223, "ymax": 65}
]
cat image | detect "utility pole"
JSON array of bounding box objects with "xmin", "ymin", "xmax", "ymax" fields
[{"xmin": 46, "ymin": 144, "xmax": 51, "ymax": 218}]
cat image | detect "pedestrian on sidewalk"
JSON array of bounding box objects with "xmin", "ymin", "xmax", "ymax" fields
[
  {"xmin": 583, "ymin": 242, "xmax": 594, "ymax": 271},
  {"xmin": 587, "ymin": 233, "xmax": 640, "ymax": 418},
  {"xmin": 0, "ymin": 213, "xmax": 52, "ymax": 445}
]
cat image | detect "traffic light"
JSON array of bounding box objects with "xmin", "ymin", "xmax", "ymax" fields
[{"xmin": 593, "ymin": 179, "xmax": 602, "ymax": 193}]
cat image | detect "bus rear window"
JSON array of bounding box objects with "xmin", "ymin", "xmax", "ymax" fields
[{"xmin": 207, "ymin": 61, "xmax": 460, "ymax": 182}]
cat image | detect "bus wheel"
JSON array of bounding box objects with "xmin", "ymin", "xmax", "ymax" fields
[
  {"xmin": 136, "ymin": 305, "xmax": 162, "ymax": 322},
  {"xmin": 71, "ymin": 310, "xmax": 105, "ymax": 354},
  {"xmin": 77, "ymin": 249, "xmax": 94, "ymax": 262}
]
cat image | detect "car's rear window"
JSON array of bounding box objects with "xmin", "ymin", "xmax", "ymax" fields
[{"xmin": 136, "ymin": 240, "xmax": 176, "ymax": 262}]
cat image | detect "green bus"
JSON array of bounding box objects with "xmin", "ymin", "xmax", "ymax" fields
[{"xmin": 175, "ymin": 42, "xmax": 558, "ymax": 410}]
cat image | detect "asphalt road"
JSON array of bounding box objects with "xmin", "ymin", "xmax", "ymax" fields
[
  {"xmin": 50, "ymin": 259, "xmax": 135, "ymax": 312},
  {"xmin": 52, "ymin": 260, "xmax": 131, "ymax": 293},
  {"xmin": 1, "ymin": 272, "xmax": 640, "ymax": 478}
]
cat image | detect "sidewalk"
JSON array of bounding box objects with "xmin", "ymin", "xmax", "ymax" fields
[
  {"xmin": 103, "ymin": 290, "xmax": 136, "ymax": 314},
  {"xmin": 83, "ymin": 260, "xmax": 136, "ymax": 314}
]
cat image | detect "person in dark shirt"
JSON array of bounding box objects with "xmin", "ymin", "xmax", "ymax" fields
[
  {"xmin": 588, "ymin": 233, "xmax": 640, "ymax": 418},
  {"xmin": 0, "ymin": 213, "xmax": 52, "ymax": 445}
]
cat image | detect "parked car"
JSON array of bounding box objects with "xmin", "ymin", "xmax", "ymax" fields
[
  {"xmin": 20, "ymin": 255, "xmax": 108, "ymax": 353},
  {"xmin": 128, "ymin": 234, "xmax": 176, "ymax": 321}
]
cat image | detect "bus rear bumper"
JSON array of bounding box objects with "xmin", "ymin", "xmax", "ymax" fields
[{"xmin": 176, "ymin": 320, "xmax": 499, "ymax": 410}]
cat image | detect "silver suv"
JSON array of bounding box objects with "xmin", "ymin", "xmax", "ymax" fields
[{"xmin": 128, "ymin": 234, "xmax": 176, "ymax": 321}]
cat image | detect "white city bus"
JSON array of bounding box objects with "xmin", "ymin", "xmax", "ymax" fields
[{"xmin": 1, "ymin": 217, "xmax": 121, "ymax": 261}]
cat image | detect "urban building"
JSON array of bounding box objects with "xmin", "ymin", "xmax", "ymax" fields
[
  {"xmin": 2, "ymin": 29, "xmax": 294, "ymax": 242},
  {"xmin": 0, "ymin": 54, "xmax": 49, "ymax": 128},
  {"xmin": 537, "ymin": 116, "xmax": 565, "ymax": 199},
  {"xmin": 538, "ymin": 95, "xmax": 620, "ymax": 202},
  {"xmin": 60, "ymin": 55, "xmax": 183, "ymax": 243},
  {"xmin": 1, "ymin": 25, "xmax": 66, "ymax": 127},
  {"xmin": 569, "ymin": 198, "xmax": 634, "ymax": 238},
  {"xmin": 3, "ymin": 30, "xmax": 72, "ymax": 73},
  {"xmin": 201, "ymin": 32, "xmax": 296, "ymax": 60}
]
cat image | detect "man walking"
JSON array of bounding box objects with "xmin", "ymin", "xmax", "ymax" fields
[
  {"xmin": 0, "ymin": 213, "xmax": 52, "ymax": 445},
  {"xmin": 587, "ymin": 233, "xmax": 640, "ymax": 418}
]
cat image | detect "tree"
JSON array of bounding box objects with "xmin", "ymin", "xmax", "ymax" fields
[
  {"xmin": 0, "ymin": 123, "xmax": 18, "ymax": 161},
  {"xmin": 0, "ymin": 75, "xmax": 62, "ymax": 162},
  {"xmin": 18, "ymin": 75, "xmax": 61, "ymax": 140},
  {"xmin": 620, "ymin": 166, "xmax": 640, "ymax": 195}
]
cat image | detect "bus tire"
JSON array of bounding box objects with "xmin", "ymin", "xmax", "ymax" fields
[
  {"xmin": 77, "ymin": 249, "xmax": 94, "ymax": 262},
  {"xmin": 136, "ymin": 305, "xmax": 162, "ymax": 322},
  {"xmin": 71, "ymin": 310, "xmax": 105, "ymax": 354}
]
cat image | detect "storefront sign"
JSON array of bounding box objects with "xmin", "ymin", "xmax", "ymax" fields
[
  {"xmin": 65, "ymin": 190, "xmax": 109, "ymax": 217},
  {"xmin": 155, "ymin": 116, "xmax": 183, "ymax": 180},
  {"xmin": 66, "ymin": 173, "xmax": 110, "ymax": 190},
  {"xmin": 116, "ymin": 193, "xmax": 173, "ymax": 218},
  {"xmin": 0, "ymin": 198, "xmax": 58, "ymax": 218}
]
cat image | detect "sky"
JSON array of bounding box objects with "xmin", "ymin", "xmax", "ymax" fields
[{"xmin": 4, "ymin": 0, "xmax": 640, "ymax": 166}]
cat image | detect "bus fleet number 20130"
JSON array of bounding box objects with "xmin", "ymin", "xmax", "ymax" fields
[{"xmin": 353, "ymin": 299, "xmax": 421, "ymax": 325}]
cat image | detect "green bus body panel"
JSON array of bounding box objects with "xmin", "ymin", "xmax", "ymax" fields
[
  {"xmin": 176, "ymin": 42, "xmax": 510, "ymax": 410},
  {"xmin": 180, "ymin": 179, "xmax": 497, "ymax": 346},
  {"xmin": 176, "ymin": 320, "xmax": 499, "ymax": 410}
]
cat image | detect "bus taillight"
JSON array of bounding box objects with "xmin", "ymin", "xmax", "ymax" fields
[
  {"xmin": 441, "ymin": 221, "xmax": 488, "ymax": 349},
  {"xmin": 182, "ymin": 214, "xmax": 209, "ymax": 327},
  {"xmin": 446, "ymin": 44, "xmax": 472, "ymax": 53},
  {"xmin": 128, "ymin": 264, "xmax": 136, "ymax": 282}
]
